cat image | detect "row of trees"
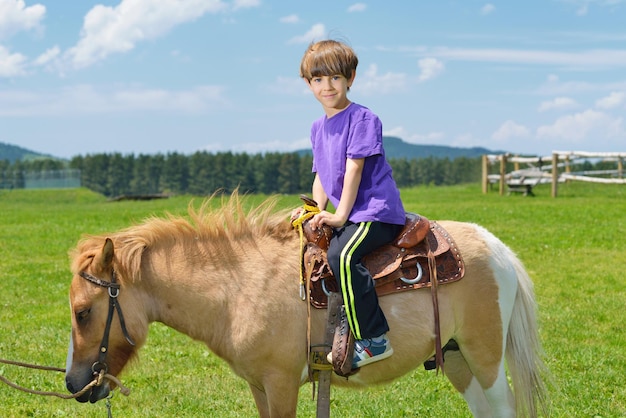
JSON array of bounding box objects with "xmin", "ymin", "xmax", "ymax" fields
[{"xmin": 1, "ymin": 151, "xmax": 483, "ymax": 197}]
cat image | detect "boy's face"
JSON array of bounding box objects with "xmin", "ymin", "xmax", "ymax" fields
[{"xmin": 306, "ymin": 72, "xmax": 355, "ymax": 117}]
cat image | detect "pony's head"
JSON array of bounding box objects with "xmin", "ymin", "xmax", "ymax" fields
[{"xmin": 65, "ymin": 237, "xmax": 145, "ymax": 403}]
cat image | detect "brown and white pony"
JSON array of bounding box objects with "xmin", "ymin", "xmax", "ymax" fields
[{"xmin": 65, "ymin": 193, "xmax": 548, "ymax": 417}]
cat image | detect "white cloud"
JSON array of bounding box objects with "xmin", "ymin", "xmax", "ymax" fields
[
  {"xmin": 383, "ymin": 126, "xmax": 408, "ymax": 138},
  {"xmin": 536, "ymin": 74, "xmax": 593, "ymax": 95},
  {"xmin": 348, "ymin": 3, "xmax": 367, "ymax": 13},
  {"xmin": 452, "ymin": 133, "xmax": 483, "ymax": 148},
  {"xmin": 417, "ymin": 57, "xmax": 444, "ymax": 82},
  {"xmin": 595, "ymin": 91, "xmax": 625, "ymax": 109},
  {"xmin": 221, "ymin": 136, "xmax": 311, "ymax": 154},
  {"xmin": 0, "ymin": 0, "xmax": 46, "ymax": 40},
  {"xmin": 385, "ymin": 126, "xmax": 444, "ymax": 144},
  {"xmin": 481, "ymin": 3, "xmax": 495, "ymax": 15},
  {"xmin": 557, "ymin": 0, "xmax": 626, "ymax": 15},
  {"xmin": 547, "ymin": 74, "xmax": 559, "ymax": 83},
  {"xmin": 534, "ymin": 75, "xmax": 626, "ymax": 96},
  {"xmin": 0, "ymin": 45, "xmax": 27, "ymax": 76},
  {"xmin": 232, "ymin": 0, "xmax": 260, "ymax": 10},
  {"xmin": 280, "ymin": 14, "xmax": 300, "ymax": 24},
  {"xmin": 287, "ymin": 23, "xmax": 326, "ymax": 44},
  {"xmin": 0, "ymin": 84, "xmax": 228, "ymax": 116},
  {"xmin": 538, "ymin": 97, "xmax": 578, "ymax": 112},
  {"xmin": 424, "ymin": 47, "xmax": 626, "ymax": 69},
  {"xmin": 354, "ymin": 63, "xmax": 407, "ymax": 95},
  {"xmin": 264, "ymin": 76, "xmax": 309, "ymax": 95},
  {"xmin": 113, "ymin": 85, "xmax": 227, "ymax": 112},
  {"xmin": 33, "ymin": 45, "xmax": 60, "ymax": 66},
  {"xmin": 64, "ymin": 0, "xmax": 235, "ymax": 69},
  {"xmin": 536, "ymin": 109, "xmax": 625, "ymax": 143},
  {"xmin": 492, "ymin": 120, "xmax": 531, "ymax": 141}
]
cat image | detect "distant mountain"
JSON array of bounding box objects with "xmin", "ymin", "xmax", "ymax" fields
[
  {"xmin": 383, "ymin": 136, "xmax": 504, "ymax": 159},
  {"xmin": 2, "ymin": 137, "xmax": 505, "ymax": 165},
  {"xmin": 297, "ymin": 136, "xmax": 505, "ymax": 160},
  {"xmin": 0, "ymin": 142, "xmax": 57, "ymax": 163}
]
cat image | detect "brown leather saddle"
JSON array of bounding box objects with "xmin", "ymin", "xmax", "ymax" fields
[{"xmin": 297, "ymin": 197, "xmax": 465, "ymax": 309}]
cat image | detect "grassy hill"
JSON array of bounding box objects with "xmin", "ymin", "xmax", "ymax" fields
[
  {"xmin": 382, "ymin": 136, "xmax": 502, "ymax": 159},
  {"xmin": 0, "ymin": 142, "xmax": 56, "ymax": 163},
  {"xmin": 297, "ymin": 136, "xmax": 505, "ymax": 159},
  {"xmin": 2, "ymin": 137, "xmax": 506, "ymax": 164}
]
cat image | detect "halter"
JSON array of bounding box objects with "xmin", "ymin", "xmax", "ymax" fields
[{"xmin": 78, "ymin": 270, "xmax": 136, "ymax": 375}]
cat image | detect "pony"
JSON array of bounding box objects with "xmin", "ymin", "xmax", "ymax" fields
[{"xmin": 65, "ymin": 193, "xmax": 548, "ymax": 417}]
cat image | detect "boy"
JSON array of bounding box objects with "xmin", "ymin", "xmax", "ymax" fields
[{"xmin": 300, "ymin": 39, "xmax": 406, "ymax": 368}]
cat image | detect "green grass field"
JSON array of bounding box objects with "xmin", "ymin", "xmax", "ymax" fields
[{"xmin": 1, "ymin": 183, "xmax": 625, "ymax": 417}]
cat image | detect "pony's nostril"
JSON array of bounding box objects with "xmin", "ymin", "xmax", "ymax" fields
[{"xmin": 66, "ymin": 378, "xmax": 75, "ymax": 393}]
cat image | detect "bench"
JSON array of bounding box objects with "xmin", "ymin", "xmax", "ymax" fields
[{"xmin": 506, "ymin": 175, "xmax": 543, "ymax": 196}]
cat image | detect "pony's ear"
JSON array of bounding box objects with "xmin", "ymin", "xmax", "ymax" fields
[{"xmin": 97, "ymin": 238, "xmax": 115, "ymax": 270}]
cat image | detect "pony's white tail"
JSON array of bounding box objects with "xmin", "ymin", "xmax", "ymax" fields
[{"xmin": 506, "ymin": 256, "xmax": 550, "ymax": 417}]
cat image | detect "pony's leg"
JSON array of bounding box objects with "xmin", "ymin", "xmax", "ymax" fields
[
  {"xmin": 455, "ymin": 347, "xmax": 516, "ymax": 417},
  {"xmin": 264, "ymin": 377, "xmax": 299, "ymax": 418},
  {"xmin": 249, "ymin": 384, "xmax": 271, "ymax": 418},
  {"xmin": 444, "ymin": 350, "xmax": 492, "ymax": 417},
  {"xmin": 481, "ymin": 363, "xmax": 515, "ymax": 418},
  {"xmin": 463, "ymin": 379, "xmax": 493, "ymax": 417},
  {"xmin": 248, "ymin": 377, "xmax": 299, "ymax": 418}
]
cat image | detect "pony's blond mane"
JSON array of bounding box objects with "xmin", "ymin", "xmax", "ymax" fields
[{"xmin": 70, "ymin": 192, "xmax": 294, "ymax": 281}]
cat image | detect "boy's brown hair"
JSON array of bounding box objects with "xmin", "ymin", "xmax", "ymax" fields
[{"xmin": 299, "ymin": 40, "xmax": 358, "ymax": 82}]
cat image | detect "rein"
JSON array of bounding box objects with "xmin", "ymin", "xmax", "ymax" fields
[
  {"xmin": 0, "ymin": 360, "xmax": 129, "ymax": 418},
  {"xmin": 0, "ymin": 358, "xmax": 129, "ymax": 399},
  {"xmin": 79, "ymin": 270, "xmax": 136, "ymax": 375},
  {"xmin": 291, "ymin": 202, "xmax": 321, "ymax": 300}
]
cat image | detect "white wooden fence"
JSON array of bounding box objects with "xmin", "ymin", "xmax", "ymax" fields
[{"xmin": 482, "ymin": 151, "xmax": 626, "ymax": 197}]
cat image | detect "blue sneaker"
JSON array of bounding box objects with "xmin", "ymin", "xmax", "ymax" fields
[{"xmin": 352, "ymin": 334, "xmax": 393, "ymax": 369}]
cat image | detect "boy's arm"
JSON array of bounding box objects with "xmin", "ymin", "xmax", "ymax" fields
[
  {"xmin": 310, "ymin": 158, "xmax": 364, "ymax": 229},
  {"xmin": 334, "ymin": 157, "xmax": 364, "ymax": 223},
  {"xmin": 312, "ymin": 173, "xmax": 329, "ymax": 211}
]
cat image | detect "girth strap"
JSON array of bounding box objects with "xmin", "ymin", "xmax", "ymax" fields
[{"xmin": 427, "ymin": 242, "xmax": 444, "ymax": 373}]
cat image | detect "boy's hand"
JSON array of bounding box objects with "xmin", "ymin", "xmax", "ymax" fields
[
  {"xmin": 310, "ymin": 210, "xmax": 346, "ymax": 229},
  {"xmin": 290, "ymin": 207, "xmax": 304, "ymax": 222}
]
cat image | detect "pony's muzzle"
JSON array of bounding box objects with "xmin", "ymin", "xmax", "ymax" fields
[{"xmin": 66, "ymin": 369, "xmax": 110, "ymax": 403}]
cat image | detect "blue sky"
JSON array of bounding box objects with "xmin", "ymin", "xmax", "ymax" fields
[{"xmin": 1, "ymin": 0, "xmax": 625, "ymax": 159}]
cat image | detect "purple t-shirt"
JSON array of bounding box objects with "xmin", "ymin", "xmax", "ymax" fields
[{"xmin": 311, "ymin": 102, "xmax": 405, "ymax": 225}]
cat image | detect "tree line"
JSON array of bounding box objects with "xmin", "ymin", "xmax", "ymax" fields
[{"xmin": 0, "ymin": 151, "xmax": 484, "ymax": 197}]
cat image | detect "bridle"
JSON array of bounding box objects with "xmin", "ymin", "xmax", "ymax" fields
[{"xmin": 78, "ymin": 270, "xmax": 136, "ymax": 375}]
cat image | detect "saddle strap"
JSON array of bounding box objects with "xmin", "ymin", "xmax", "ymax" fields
[{"xmin": 427, "ymin": 242, "xmax": 444, "ymax": 374}]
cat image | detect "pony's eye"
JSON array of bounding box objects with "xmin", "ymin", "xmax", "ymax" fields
[{"xmin": 76, "ymin": 308, "xmax": 91, "ymax": 323}]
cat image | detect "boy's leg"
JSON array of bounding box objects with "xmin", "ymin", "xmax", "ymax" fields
[{"xmin": 327, "ymin": 221, "xmax": 402, "ymax": 340}]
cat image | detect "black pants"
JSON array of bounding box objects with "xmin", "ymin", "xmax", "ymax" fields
[{"xmin": 327, "ymin": 221, "xmax": 403, "ymax": 340}]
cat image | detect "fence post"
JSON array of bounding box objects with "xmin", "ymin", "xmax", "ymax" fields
[
  {"xmin": 482, "ymin": 155, "xmax": 489, "ymax": 194},
  {"xmin": 499, "ymin": 154, "xmax": 507, "ymax": 196},
  {"xmin": 551, "ymin": 152, "xmax": 559, "ymax": 198}
]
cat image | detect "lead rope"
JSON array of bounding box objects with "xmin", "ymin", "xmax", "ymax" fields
[
  {"xmin": 290, "ymin": 203, "xmax": 322, "ymax": 400},
  {"xmin": 291, "ymin": 203, "xmax": 321, "ymax": 300},
  {"xmin": 106, "ymin": 393, "xmax": 114, "ymax": 418},
  {"xmin": 0, "ymin": 358, "xmax": 130, "ymax": 415}
]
